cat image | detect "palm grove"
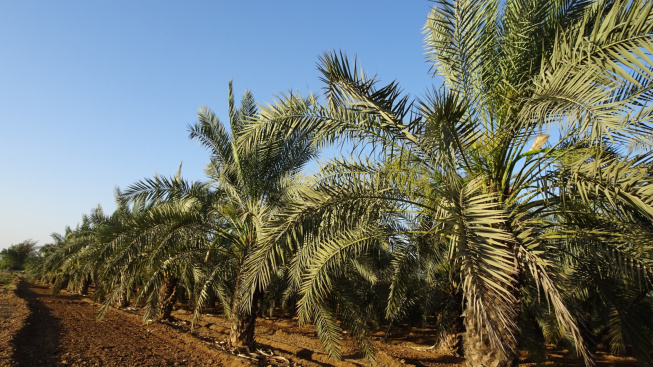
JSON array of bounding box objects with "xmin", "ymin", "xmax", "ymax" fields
[{"xmin": 27, "ymin": 1, "xmax": 653, "ymax": 366}]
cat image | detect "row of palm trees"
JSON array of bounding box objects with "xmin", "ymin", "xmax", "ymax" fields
[{"xmin": 29, "ymin": 1, "xmax": 653, "ymax": 366}]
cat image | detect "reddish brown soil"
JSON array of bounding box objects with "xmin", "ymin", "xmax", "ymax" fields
[
  {"xmin": 0, "ymin": 280, "xmax": 640, "ymax": 367},
  {"xmin": 0, "ymin": 278, "xmax": 29, "ymax": 366},
  {"xmin": 1, "ymin": 281, "xmax": 246, "ymax": 367}
]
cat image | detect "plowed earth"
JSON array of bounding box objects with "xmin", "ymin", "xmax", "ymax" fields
[
  {"xmin": 1, "ymin": 281, "xmax": 245, "ymax": 367},
  {"xmin": 0, "ymin": 280, "xmax": 639, "ymax": 367}
]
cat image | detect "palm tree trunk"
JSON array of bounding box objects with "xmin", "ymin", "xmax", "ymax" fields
[
  {"xmin": 430, "ymin": 291, "xmax": 465, "ymax": 356},
  {"xmin": 464, "ymin": 266, "xmax": 522, "ymax": 366},
  {"xmin": 445, "ymin": 294, "xmax": 465, "ymax": 356},
  {"xmin": 228, "ymin": 269, "xmax": 263, "ymax": 349},
  {"xmin": 159, "ymin": 276, "xmax": 179, "ymax": 320},
  {"xmin": 463, "ymin": 316, "xmax": 518, "ymax": 367},
  {"xmin": 80, "ymin": 275, "xmax": 91, "ymax": 296},
  {"xmin": 116, "ymin": 291, "xmax": 130, "ymax": 308},
  {"xmin": 115, "ymin": 274, "xmax": 130, "ymax": 308},
  {"xmin": 207, "ymin": 293, "xmax": 220, "ymax": 314}
]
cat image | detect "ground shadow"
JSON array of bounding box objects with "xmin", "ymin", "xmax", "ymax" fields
[{"xmin": 11, "ymin": 283, "xmax": 63, "ymax": 367}]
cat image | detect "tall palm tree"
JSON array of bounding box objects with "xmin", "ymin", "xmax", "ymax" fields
[
  {"xmin": 241, "ymin": 1, "xmax": 653, "ymax": 365},
  {"xmin": 118, "ymin": 81, "xmax": 318, "ymax": 349},
  {"xmin": 196, "ymin": 82, "xmax": 318, "ymax": 349}
]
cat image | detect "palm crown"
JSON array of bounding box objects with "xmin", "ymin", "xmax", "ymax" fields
[
  {"xmin": 241, "ymin": 1, "xmax": 653, "ymax": 365},
  {"xmin": 118, "ymin": 81, "xmax": 318, "ymax": 348}
]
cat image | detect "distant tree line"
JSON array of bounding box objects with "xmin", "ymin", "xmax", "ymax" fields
[{"xmin": 1, "ymin": 239, "xmax": 38, "ymax": 270}]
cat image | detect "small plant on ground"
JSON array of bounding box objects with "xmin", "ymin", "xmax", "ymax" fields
[{"xmin": 0, "ymin": 270, "xmax": 15, "ymax": 285}]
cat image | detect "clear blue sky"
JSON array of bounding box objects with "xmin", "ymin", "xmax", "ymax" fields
[{"xmin": 0, "ymin": 1, "xmax": 436, "ymax": 249}]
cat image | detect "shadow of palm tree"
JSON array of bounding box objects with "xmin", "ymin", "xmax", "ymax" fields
[{"xmin": 11, "ymin": 282, "xmax": 63, "ymax": 367}]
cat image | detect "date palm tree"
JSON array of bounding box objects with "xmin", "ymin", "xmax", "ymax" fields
[
  {"xmin": 116, "ymin": 81, "xmax": 318, "ymax": 350},
  {"xmin": 30, "ymin": 231, "xmax": 70, "ymax": 285},
  {"xmin": 96, "ymin": 177, "xmax": 212, "ymax": 320},
  {"xmin": 39, "ymin": 207, "xmax": 109, "ymax": 296},
  {"xmin": 241, "ymin": 0, "xmax": 653, "ymax": 365}
]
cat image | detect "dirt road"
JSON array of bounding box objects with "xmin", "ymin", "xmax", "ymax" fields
[
  {"xmin": 2, "ymin": 281, "xmax": 245, "ymax": 367},
  {"xmin": 1, "ymin": 281, "xmax": 463, "ymax": 367},
  {"xmin": 0, "ymin": 280, "xmax": 639, "ymax": 367}
]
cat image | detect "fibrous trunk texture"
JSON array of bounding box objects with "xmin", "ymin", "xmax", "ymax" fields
[
  {"xmin": 115, "ymin": 274, "xmax": 131, "ymax": 308},
  {"xmin": 159, "ymin": 276, "xmax": 179, "ymax": 320},
  {"xmin": 80, "ymin": 276, "xmax": 91, "ymax": 296},
  {"xmin": 436, "ymin": 308, "xmax": 464, "ymax": 356},
  {"xmin": 463, "ymin": 316, "xmax": 518, "ymax": 367},
  {"xmin": 116, "ymin": 291, "xmax": 130, "ymax": 308},
  {"xmin": 228, "ymin": 270, "xmax": 263, "ymax": 349},
  {"xmin": 463, "ymin": 279, "xmax": 521, "ymax": 367}
]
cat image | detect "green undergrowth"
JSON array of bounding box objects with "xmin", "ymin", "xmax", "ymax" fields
[
  {"xmin": 0, "ymin": 270, "xmax": 14, "ymax": 284},
  {"xmin": 0, "ymin": 270, "xmax": 19, "ymax": 291}
]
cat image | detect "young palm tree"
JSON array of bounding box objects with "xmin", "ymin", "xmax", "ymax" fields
[
  {"xmin": 97, "ymin": 182, "xmax": 212, "ymax": 321},
  {"xmin": 30, "ymin": 231, "xmax": 71, "ymax": 285},
  {"xmin": 40, "ymin": 207, "xmax": 110, "ymax": 296},
  {"xmin": 241, "ymin": 1, "xmax": 653, "ymax": 365}
]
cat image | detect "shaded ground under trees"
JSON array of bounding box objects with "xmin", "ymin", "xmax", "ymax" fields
[{"xmin": 0, "ymin": 280, "xmax": 639, "ymax": 367}]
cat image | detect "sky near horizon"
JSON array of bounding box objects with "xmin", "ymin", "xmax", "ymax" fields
[{"xmin": 0, "ymin": 1, "xmax": 436, "ymax": 250}]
